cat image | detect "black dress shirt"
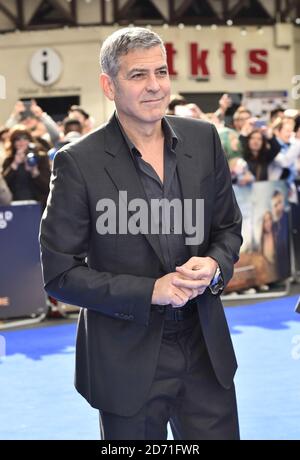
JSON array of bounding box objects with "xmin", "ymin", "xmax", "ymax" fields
[{"xmin": 116, "ymin": 115, "xmax": 190, "ymax": 273}]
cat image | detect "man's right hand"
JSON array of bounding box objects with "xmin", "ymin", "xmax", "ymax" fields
[{"xmin": 151, "ymin": 273, "xmax": 198, "ymax": 308}]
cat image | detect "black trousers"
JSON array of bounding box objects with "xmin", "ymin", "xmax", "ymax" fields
[{"xmin": 99, "ymin": 310, "xmax": 240, "ymax": 440}]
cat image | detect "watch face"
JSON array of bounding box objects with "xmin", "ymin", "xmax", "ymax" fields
[
  {"xmin": 210, "ymin": 266, "xmax": 223, "ymax": 294},
  {"xmin": 212, "ymin": 267, "xmax": 221, "ymax": 286},
  {"xmin": 211, "ymin": 279, "xmax": 224, "ymax": 294}
]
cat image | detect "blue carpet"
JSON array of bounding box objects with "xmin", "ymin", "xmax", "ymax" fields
[{"xmin": 0, "ymin": 295, "xmax": 299, "ymax": 440}]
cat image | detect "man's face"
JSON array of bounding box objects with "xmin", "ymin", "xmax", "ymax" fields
[
  {"xmin": 277, "ymin": 122, "xmax": 293, "ymax": 144},
  {"xmin": 14, "ymin": 134, "xmax": 30, "ymax": 153},
  {"xmin": 104, "ymin": 46, "xmax": 171, "ymax": 126},
  {"xmin": 272, "ymin": 194, "xmax": 284, "ymax": 221},
  {"xmin": 234, "ymin": 112, "xmax": 251, "ymax": 131}
]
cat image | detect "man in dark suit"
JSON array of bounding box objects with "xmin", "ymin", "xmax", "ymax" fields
[{"xmin": 40, "ymin": 27, "xmax": 242, "ymax": 440}]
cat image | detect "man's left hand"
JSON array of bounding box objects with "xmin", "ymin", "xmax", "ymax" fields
[{"xmin": 173, "ymin": 256, "xmax": 218, "ymax": 295}]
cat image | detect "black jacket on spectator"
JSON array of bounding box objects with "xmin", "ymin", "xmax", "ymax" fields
[
  {"xmin": 2, "ymin": 154, "xmax": 50, "ymax": 209},
  {"xmin": 240, "ymin": 134, "xmax": 281, "ymax": 181}
]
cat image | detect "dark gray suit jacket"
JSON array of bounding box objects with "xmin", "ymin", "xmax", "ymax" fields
[{"xmin": 40, "ymin": 114, "xmax": 242, "ymax": 416}]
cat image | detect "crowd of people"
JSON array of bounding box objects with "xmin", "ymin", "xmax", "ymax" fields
[
  {"xmin": 0, "ymin": 94, "xmax": 299, "ymax": 206},
  {"xmin": 167, "ymin": 94, "xmax": 300, "ymax": 193},
  {"xmin": 0, "ymin": 101, "xmax": 95, "ymax": 208}
]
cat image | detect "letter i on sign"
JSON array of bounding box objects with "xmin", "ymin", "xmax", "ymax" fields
[
  {"xmin": 30, "ymin": 48, "xmax": 62, "ymax": 86},
  {"xmin": 42, "ymin": 50, "xmax": 49, "ymax": 83}
]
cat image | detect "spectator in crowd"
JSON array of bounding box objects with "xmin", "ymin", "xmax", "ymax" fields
[
  {"xmin": 240, "ymin": 129, "xmax": 281, "ymax": 181},
  {"xmin": 214, "ymin": 93, "xmax": 233, "ymax": 125},
  {"xmin": 270, "ymin": 107, "xmax": 285, "ymax": 124},
  {"xmin": 269, "ymin": 117, "xmax": 299, "ymax": 181},
  {"xmin": 0, "ymin": 173, "xmax": 12, "ymax": 205},
  {"xmin": 64, "ymin": 117, "xmax": 83, "ymax": 137},
  {"xmin": 47, "ymin": 118, "xmax": 83, "ymax": 165},
  {"xmin": 219, "ymin": 128, "xmax": 243, "ymax": 161},
  {"xmin": 5, "ymin": 100, "xmax": 60, "ymax": 146},
  {"xmin": 68, "ymin": 105, "xmax": 93, "ymax": 135},
  {"xmin": 1, "ymin": 126, "xmax": 51, "ymax": 210},
  {"xmin": 232, "ymin": 108, "xmax": 252, "ymax": 133}
]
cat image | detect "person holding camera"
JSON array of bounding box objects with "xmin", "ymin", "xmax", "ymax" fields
[
  {"xmin": 1, "ymin": 126, "xmax": 51, "ymax": 210},
  {"xmin": 5, "ymin": 100, "xmax": 60, "ymax": 146}
]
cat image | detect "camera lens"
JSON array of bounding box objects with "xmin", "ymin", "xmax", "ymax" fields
[{"xmin": 26, "ymin": 152, "xmax": 38, "ymax": 167}]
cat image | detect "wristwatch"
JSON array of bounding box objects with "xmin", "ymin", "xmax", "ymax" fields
[{"xmin": 209, "ymin": 265, "xmax": 224, "ymax": 295}]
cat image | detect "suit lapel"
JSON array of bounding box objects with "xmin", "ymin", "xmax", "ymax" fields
[
  {"xmin": 103, "ymin": 114, "xmax": 203, "ymax": 266},
  {"xmin": 103, "ymin": 115, "xmax": 167, "ymax": 269}
]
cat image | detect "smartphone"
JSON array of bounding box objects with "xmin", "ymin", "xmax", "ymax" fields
[
  {"xmin": 254, "ymin": 120, "xmax": 267, "ymax": 128},
  {"xmin": 20, "ymin": 99, "xmax": 33, "ymax": 119},
  {"xmin": 22, "ymin": 99, "xmax": 32, "ymax": 109}
]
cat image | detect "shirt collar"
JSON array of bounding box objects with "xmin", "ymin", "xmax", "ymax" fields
[{"xmin": 115, "ymin": 112, "xmax": 178, "ymax": 157}]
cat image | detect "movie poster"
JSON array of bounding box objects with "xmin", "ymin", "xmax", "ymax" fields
[{"xmin": 225, "ymin": 181, "xmax": 291, "ymax": 292}]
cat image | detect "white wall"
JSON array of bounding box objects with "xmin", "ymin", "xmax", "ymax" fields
[{"xmin": 0, "ymin": 24, "xmax": 297, "ymax": 126}]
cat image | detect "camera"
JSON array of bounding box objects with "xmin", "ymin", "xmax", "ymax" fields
[{"xmin": 26, "ymin": 143, "xmax": 38, "ymax": 167}]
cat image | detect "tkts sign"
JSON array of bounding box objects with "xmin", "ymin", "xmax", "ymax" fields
[{"xmin": 165, "ymin": 42, "xmax": 268, "ymax": 79}]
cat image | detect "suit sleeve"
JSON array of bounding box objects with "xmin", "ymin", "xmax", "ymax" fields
[
  {"xmin": 204, "ymin": 124, "xmax": 243, "ymax": 288},
  {"xmin": 39, "ymin": 149, "xmax": 156, "ymax": 327}
]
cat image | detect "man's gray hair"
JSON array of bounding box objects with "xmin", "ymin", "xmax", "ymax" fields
[{"xmin": 100, "ymin": 27, "xmax": 166, "ymax": 79}]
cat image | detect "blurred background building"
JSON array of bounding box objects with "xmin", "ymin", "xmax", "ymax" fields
[{"xmin": 0, "ymin": 0, "xmax": 300, "ymax": 125}]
